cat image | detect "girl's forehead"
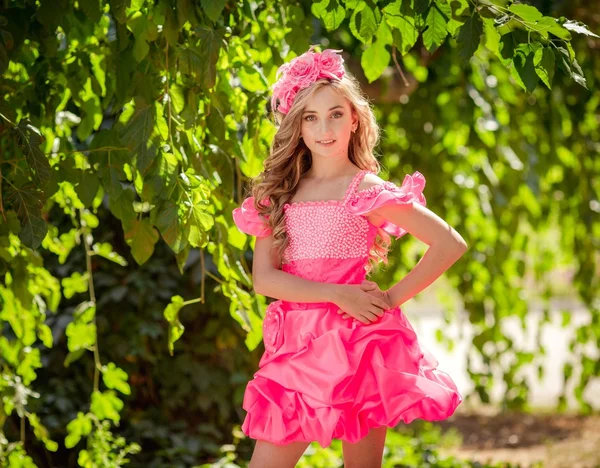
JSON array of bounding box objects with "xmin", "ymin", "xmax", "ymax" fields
[{"xmin": 305, "ymin": 89, "xmax": 348, "ymax": 111}]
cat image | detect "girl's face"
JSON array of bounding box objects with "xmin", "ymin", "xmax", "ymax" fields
[{"xmin": 300, "ymin": 87, "xmax": 357, "ymax": 160}]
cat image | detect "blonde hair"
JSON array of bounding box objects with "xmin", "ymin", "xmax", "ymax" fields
[{"xmin": 247, "ymin": 74, "xmax": 393, "ymax": 274}]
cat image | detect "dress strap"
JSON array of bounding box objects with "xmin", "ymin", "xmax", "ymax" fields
[{"xmin": 342, "ymin": 169, "xmax": 370, "ymax": 203}]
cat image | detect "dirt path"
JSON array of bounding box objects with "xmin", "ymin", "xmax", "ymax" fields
[{"xmin": 435, "ymin": 407, "xmax": 600, "ymax": 468}]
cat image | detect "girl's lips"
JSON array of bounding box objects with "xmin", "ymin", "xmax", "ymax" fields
[{"xmin": 318, "ymin": 140, "xmax": 336, "ymax": 146}]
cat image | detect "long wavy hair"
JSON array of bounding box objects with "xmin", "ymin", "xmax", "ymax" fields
[{"xmin": 247, "ymin": 73, "xmax": 392, "ymax": 274}]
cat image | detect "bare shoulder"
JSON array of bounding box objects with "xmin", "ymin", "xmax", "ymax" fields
[
  {"xmin": 354, "ymin": 172, "xmax": 388, "ymax": 226},
  {"xmin": 356, "ymin": 172, "xmax": 387, "ymax": 192}
]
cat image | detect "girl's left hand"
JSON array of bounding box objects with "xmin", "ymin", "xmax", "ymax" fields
[{"xmin": 338, "ymin": 280, "xmax": 393, "ymax": 320}]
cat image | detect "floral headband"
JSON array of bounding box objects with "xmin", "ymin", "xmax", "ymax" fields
[{"xmin": 270, "ymin": 45, "xmax": 346, "ymax": 115}]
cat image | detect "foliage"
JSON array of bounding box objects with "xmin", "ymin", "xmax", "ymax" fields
[{"xmin": 0, "ymin": 0, "xmax": 598, "ymax": 465}]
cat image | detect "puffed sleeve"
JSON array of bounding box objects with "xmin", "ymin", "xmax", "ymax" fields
[
  {"xmin": 345, "ymin": 171, "xmax": 426, "ymax": 239},
  {"xmin": 232, "ymin": 196, "xmax": 273, "ymax": 237}
]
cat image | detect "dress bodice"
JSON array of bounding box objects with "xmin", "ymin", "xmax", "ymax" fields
[
  {"xmin": 232, "ymin": 169, "xmax": 427, "ymax": 285},
  {"xmin": 282, "ymin": 170, "xmax": 377, "ymax": 265}
]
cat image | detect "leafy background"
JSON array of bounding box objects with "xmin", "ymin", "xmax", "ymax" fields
[{"xmin": 0, "ymin": 0, "xmax": 598, "ymax": 466}]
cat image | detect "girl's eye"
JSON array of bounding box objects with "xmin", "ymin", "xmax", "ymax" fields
[{"xmin": 304, "ymin": 112, "xmax": 343, "ymax": 121}]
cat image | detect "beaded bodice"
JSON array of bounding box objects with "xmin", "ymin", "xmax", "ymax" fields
[
  {"xmin": 232, "ymin": 168, "xmax": 426, "ymax": 285},
  {"xmin": 282, "ymin": 170, "xmax": 377, "ymax": 264}
]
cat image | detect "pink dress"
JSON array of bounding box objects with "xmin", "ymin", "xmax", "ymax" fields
[{"xmin": 232, "ymin": 169, "xmax": 462, "ymax": 448}]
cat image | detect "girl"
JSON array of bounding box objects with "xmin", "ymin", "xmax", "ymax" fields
[{"xmin": 232, "ymin": 45, "xmax": 468, "ymax": 468}]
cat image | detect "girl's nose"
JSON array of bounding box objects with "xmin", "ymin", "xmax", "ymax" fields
[{"xmin": 320, "ymin": 121, "xmax": 334, "ymax": 134}]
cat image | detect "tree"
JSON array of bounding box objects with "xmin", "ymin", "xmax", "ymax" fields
[{"xmin": 1, "ymin": 0, "xmax": 598, "ymax": 465}]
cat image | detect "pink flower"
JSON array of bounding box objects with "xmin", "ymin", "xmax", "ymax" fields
[
  {"xmin": 318, "ymin": 49, "xmax": 345, "ymax": 80},
  {"xmin": 263, "ymin": 302, "xmax": 285, "ymax": 354},
  {"xmin": 271, "ymin": 45, "xmax": 346, "ymax": 115},
  {"xmin": 273, "ymin": 85, "xmax": 298, "ymax": 115},
  {"xmin": 286, "ymin": 52, "xmax": 320, "ymax": 87}
]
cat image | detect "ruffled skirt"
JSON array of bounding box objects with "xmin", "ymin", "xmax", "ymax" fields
[{"xmin": 241, "ymin": 300, "xmax": 462, "ymax": 448}]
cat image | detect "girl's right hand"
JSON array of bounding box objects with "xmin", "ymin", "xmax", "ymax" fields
[{"xmin": 330, "ymin": 284, "xmax": 388, "ymax": 325}]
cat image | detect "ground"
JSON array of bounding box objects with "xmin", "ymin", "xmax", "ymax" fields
[{"xmin": 434, "ymin": 407, "xmax": 600, "ymax": 468}]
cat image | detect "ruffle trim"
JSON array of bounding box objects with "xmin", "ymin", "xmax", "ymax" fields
[
  {"xmin": 345, "ymin": 171, "xmax": 427, "ymax": 238},
  {"xmin": 232, "ymin": 196, "xmax": 272, "ymax": 237},
  {"xmin": 242, "ymin": 348, "xmax": 462, "ymax": 448}
]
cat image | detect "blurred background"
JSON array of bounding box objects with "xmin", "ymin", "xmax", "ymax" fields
[{"xmin": 0, "ymin": 0, "xmax": 598, "ymax": 467}]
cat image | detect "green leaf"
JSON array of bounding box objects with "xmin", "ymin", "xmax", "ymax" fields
[
  {"xmin": 14, "ymin": 120, "xmax": 51, "ymax": 190},
  {"xmin": 456, "ymin": 14, "xmax": 483, "ymax": 62},
  {"xmin": 76, "ymin": 171, "xmax": 100, "ymax": 207},
  {"xmin": 570, "ymin": 57, "xmax": 587, "ymax": 89},
  {"xmin": 349, "ymin": 2, "xmax": 380, "ymax": 44},
  {"xmin": 156, "ymin": 200, "xmax": 189, "ymax": 254},
  {"xmin": 449, "ymin": 0, "xmax": 470, "ymax": 18},
  {"xmin": 312, "ymin": 0, "xmax": 345, "ymax": 32},
  {"xmin": 119, "ymin": 99, "xmax": 158, "ymax": 176},
  {"xmin": 61, "ymin": 272, "xmax": 89, "ymax": 299},
  {"xmin": 362, "ymin": 41, "xmax": 390, "ymax": 83},
  {"xmin": 553, "ymin": 46, "xmax": 572, "ymax": 77},
  {"xmin": 127, "ymin": 11, "xmax": 159, "ymax": 62},
  {"xmin": 169, "ymin": 83, "xmax": 185, "ymax": 114},
  {"xmin": 65, "ymin": 412, "xmax": 92, "ymax": 448},
  {"xmin": 7, "ymin": 184, "xmax": 48, "ymax": 250},
  {"xmin": 90, "ymin": 390, "xmax": 123, "ymax": 423},
  {"xmin": 27, "ymin": 413, "xmax": 58, "ymax": 452},
  {"xmin": 497, "ymin": 31, "xmax": 516, "ymax": 66},
  {"xmin": 423, "ymin": 3, "xmax": 448, "ymax": 53},
  {"xmin": 385, "ymin": 2, "xmax": 419, "ymax": 55},
  {"xmin": 533, "ymin": 46, "xmax": 555, "ymax": 89},
  {"xmin": 64, "ymin": 348, "xmax": 86, "ymax": 367},
  {"xmin": 187, "ymin": 206, "xmax": 213, "ymax": 249},
  {"xmin": 37, "ymin": 323, "xmax": 53, "ymax": 348},
  {"xmin": 73, "ymin": 301, "xmax": 96, "ymax": 323},
  {"xmin": 537, "ymin": 17, "xmax": 571, "ymax": 40},
  {"xmin": 65, "ymin": 322, "xmax": 96, "ymax": 352},
  {"xmin": 200, "ymin": 0, "xmax": 226, "ymax": 23},
  {"xmin": 163, "ymin": 295, "xmax": 185, "ymax": 355},
  {"xmin": 124, "ymin": 218, "xmax": 159, "ymax": 264},
  {"xmin": 195, "ymin": 26, "xmax": 225, "ymax": 90},
  {"xmin": 175, "ymin": 243, "xmax": 191, "ymax": 275},
  {"xmin": 508, "ymin": 3, "xmax": 543, "ymax": 22},
  {"xmin": 102, "ymin": 362, "xmax": 131, "ymax": 395},
  {"xmin": 482, "ymin": 17, "xmax": 500, "ymax": 55},
  {"xmin": 552, "ymin": 46, "xmax": 587, "ymax": 89},
  {"xmin": 92, "ymin": 242, "xmax": 128, "ymax": 266},
  {"xmin": 238, "ymin": 65, "xmax": 269, "ymax": 93},
  {"xmin": 206, "ymin": 108, "xmax": 225, "ymax": 140},
  {"xmin": 513, "ymin": 43, "xmax": 540, "ymax": 93}
]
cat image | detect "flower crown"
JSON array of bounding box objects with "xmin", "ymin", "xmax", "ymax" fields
[{"xmin": 270, "ymin": 45, "xmax": 346, "ymax": 115}]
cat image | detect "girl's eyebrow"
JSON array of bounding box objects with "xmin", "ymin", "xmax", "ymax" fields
[{"xmin": 303, "ymin": 105, "xmax": 344, "ymax": 115}]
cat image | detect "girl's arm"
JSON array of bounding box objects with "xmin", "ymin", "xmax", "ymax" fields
[
  {"xmin": 252, "ymin": 233, "xmax": 337, "ymax": 302},
  {"xmin": 252, "ymin": 233, "xmax": 390, "ymax": 322},
  {"xmin": 374, "ymin": 201, "xmax": 468, "ymax": 308}
]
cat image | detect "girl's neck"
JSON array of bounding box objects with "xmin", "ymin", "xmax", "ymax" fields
[{"xmin": 304, "ymin": 163, "xmax": 360, "ymax": 180}]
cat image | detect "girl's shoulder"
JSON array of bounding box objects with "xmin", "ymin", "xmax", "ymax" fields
[{"xmin": 355, "ymin": 171, "xmax": 388, "ymax": 194}]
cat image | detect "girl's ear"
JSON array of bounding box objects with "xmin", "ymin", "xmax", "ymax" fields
[{"xmin": 351, "ymin": 110, "xmax": 358, "ymax": 129}]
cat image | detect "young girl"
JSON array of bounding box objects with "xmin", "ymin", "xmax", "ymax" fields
[{"xmin": 232, "ymin": 45, "xmax": 468, "ymax": 468}]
